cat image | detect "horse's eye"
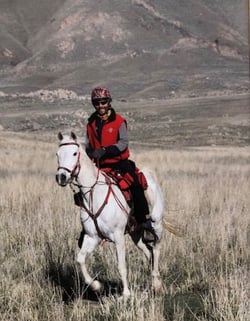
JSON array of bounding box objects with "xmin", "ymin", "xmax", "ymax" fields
[{"xmin": 73, "ymin": 152, "xmax": 77, "ymax": 156}]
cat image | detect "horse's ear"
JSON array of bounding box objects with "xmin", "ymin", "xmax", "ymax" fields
[
  {"xmin": 71, "ymin": 131, "xmax": 77, "ymax": 140},
  {"xmin": 58, "ymin": 132, "xmax": 63, "ymax": 141}
]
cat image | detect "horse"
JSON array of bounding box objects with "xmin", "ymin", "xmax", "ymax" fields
[{"xmin": 55, "ymin": 132, "xmax": 171, "ymax": 297}]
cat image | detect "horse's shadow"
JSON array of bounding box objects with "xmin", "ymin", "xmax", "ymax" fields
[{"xmin": 45, "ymin": 257, "xmax": 123, "ymax": 303}]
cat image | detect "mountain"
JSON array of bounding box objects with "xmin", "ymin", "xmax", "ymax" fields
[{"xmin": 0, "ymin": 0, "xmax": 248, "ymax": 99}]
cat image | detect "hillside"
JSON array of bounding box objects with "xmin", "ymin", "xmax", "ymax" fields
[{"xmin": 0, "ymin": 0, "xmax": 248, "ymax": 99}]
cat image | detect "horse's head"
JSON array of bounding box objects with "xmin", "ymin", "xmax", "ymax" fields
[{"xmin": 55, "ymin": 132, "xmax": 81, "ymax": 186}]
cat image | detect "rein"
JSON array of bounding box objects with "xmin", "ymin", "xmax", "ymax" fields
[{"xmin": 80, "ymin": 181, "xmax": 113, "ymax": 241}]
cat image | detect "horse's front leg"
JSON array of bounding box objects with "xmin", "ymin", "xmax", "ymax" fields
[
  {"xmin": 114, "ymin": 232, "xmax": 130, "ymax": 297},
  {"xmin": 76, "ymin": 234, "xmax": 102, "ymax": 292}
]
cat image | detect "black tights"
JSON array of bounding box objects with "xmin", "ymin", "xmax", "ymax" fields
[{"xmin": 101, "ymin": 159, "xmax": 149, "ymax": 223}]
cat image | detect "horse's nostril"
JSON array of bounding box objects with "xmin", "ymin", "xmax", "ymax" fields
[
  {"xmin": 61, "ymin": 173, "xmax": 66, "ymax": 182},
  {"xmin": 56, "ymin": 173, "xmax": 67, "ymax": 185}
]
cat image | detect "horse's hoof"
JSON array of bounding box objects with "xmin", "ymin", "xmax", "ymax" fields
[
  {"xmin": 91, "ymin": 280, "xmax": 103, "ymax": 293},
  {"xmin": 154, "ymin": 286, "xmax": 164, "ymax": 295},
  {"xmin": 123, "ymin": 288, "xmax": 131, "ymax": 297},
  {"xmin": 153, "ymin": 278, "xmax": 164, "ymax": 294},
  {"xmin": 117, "ymin": 290, "xmax": 131, "ymax": 302}
]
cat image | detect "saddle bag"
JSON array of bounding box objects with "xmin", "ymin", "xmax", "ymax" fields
[
  {"xmin": 117, "ymin": 172, "xmax": 134, "ymax": 190},
  {"xmin": 103, "ymin": 167, "xmax": 148, "ymax": 191},
  {"xmin": 135, "ymin": 168, "xmax": 148, "ymax": 190}
]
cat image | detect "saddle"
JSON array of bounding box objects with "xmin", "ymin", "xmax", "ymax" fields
[
  {"xmin": 102, "ymin": 166, "xmax": 148, "ymax": 205},
  {"xmin": 73, "ymin": 167, "xmax": 147, "ymax": 208}
]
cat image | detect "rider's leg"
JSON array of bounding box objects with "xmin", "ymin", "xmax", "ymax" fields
[
  {"xmin": 129, "ymin": 184, "xmax": 150, "ymax": 223},
  {"xmin": 108, "ymin": 159, "xmax": 154, "ymax": 231}
]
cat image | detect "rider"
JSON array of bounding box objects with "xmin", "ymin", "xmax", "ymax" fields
[{"xmin": 85, "ymin": 86, "xmax": 154, "ymax": 232}]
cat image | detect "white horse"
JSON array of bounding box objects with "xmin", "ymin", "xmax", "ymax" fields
[{"xmin": 55, "ymin": 132, "xmax": 169, "ymax": 297}]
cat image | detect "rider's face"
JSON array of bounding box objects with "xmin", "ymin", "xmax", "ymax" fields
[{"xmin": 94, "ymin": 100, "xmax": 109, "ymax": 116}]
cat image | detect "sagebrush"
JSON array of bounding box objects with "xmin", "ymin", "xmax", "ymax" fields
[{"xmin": 0, "ymin": 132, "xmax": 249, "ymax": 321}]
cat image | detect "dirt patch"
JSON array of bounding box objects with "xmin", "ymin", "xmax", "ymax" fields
[{"xmin": 0, "ymin": 93, "xmax": 249, "ymax": 148}]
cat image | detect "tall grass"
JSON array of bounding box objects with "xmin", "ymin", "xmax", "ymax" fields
[{"xmin": 0, "ymin": 132, "xmax": 249, "ymax": 321}]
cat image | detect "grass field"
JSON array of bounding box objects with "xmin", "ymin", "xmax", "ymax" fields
[{"xmin": 0, "ymin": 131, "xmax": 249, "ymax": 320}]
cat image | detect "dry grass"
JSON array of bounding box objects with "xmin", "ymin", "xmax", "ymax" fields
[{"xmin": 0, "ymin": 132, "xmax": 249, "ymax": 321}]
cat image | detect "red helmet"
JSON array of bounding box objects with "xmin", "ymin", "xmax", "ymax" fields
[{"xmin": 91, "ymin": 86, "xmax": 112, "ymax": 104}]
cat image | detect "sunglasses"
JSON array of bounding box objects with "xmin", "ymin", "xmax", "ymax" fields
[{"xmin": 93, "ymin": 99, "xmax": 109, "ymax": 106}]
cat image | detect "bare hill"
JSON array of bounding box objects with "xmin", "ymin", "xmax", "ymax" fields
[{"xmin": 0, "ymin": 0, "xmax": 248, "ymax": 99}]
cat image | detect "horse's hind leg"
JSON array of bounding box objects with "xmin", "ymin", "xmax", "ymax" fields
[
  {"xmin": 151, "ymin": 242, "xmax": 164, "ymax": 293},
  {"xmin": 132, "ymin": 237, "xmax": 164, "ymax": 294},
  {"xmin": 76, "ymin": 235, "xmax": 102, "ymax": 292}
]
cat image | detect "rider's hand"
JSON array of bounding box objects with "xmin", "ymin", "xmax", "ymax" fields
[{"xmin": 92, "ymin": 147, "xmax": 106, "ymax": 159}]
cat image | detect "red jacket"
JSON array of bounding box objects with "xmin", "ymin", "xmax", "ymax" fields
[{"xmin": 87, "ymin": 109, "xmax": 130, "ymax": 164}]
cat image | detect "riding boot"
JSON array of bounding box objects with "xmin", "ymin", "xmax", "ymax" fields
[
  {"xmin": 130, "ymin": 185, "xmax": 149, "ymax": 223},
  {"xmin": 141, "ymin": 218, "xmax": 159, "ymax": 244}
]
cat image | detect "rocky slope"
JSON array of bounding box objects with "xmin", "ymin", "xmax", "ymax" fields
[{"xmin": 0, "ymin": 0, "xmax": 248, "ymax": 99}]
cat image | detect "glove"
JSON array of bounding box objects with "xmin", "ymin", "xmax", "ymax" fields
[
  {"xmin": 86, "ymin": 146, "xmax": 94, "ymax": 159},
  {"xmin": 92, "ymin": 147, "xmax": 106, "ymax": 159},
  {"xmin": 105, "ymin": 145, "xmax": 120, "ymax": 157}
]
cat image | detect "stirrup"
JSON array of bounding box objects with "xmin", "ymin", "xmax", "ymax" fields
[
  {"xmin": 141, "ymin": 220, "xmax": 158, "ymax": 245},
  {"xmin": 142, "ymin": 229, "xmax": 158, "ymax": 245}
]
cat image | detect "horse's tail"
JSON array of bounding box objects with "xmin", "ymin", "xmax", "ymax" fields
[
  {"xmin": 163, "ymin": 217, "xmax": 185, "ymax": 237},
  {"xmin": 142, "ymin": 168, "xmax": 185, "ymax": 237}
]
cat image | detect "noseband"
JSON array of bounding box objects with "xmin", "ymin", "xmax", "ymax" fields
[{"xmin": 57, "ymin": 142, "xmax": 81, "ymax": 179}]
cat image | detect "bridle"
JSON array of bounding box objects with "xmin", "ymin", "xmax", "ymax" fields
[{"xmin": 57, "ymin": 142, "xmax": 81, "ymax": 179}]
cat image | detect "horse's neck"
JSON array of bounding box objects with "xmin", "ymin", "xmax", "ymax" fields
[{"xmin": 77, "ymin": 151, "xmax": 105, "ymax": 188}]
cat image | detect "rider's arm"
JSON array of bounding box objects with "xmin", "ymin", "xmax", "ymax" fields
[
  {"xmin": 105, "ymin": 121, "xmax": 128, "ymax": 157},
  {"xmin": 85, "ymin": 136, "xmax": 94, "ymax": 158}
]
